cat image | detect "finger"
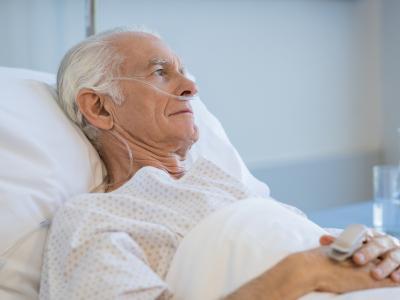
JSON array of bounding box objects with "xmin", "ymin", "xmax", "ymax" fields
[
  {"xmin": 319, "ymin": 235, "xmax": 335, "ymax": 246},
  {"xmin": 353, "ymin": 236, "xmax": 397, "ymax": 265},
  {"xmin": 369, "ymin": 228, "xmax": 387, "ymax": 237},
  {"xmin": 391, "ymin": 267, "xmax": 400, "ymax": 282},
  {"xmin": 370, "ymin": 276, "xmax": 400, "ymax": 289},
  {"xmin": 371, "ymin": 249, "xmax": 400, "ymax": 280}
]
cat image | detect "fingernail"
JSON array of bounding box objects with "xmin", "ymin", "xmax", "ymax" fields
[
  {"xmin": 355, "ymin": 253, "xmax": 365, "ymax": 264},
  {"xmin": 373, "ymin": 268, "xmax": 383, "ymax": 279},
  {"xmin": 393, "ymin": 273, "xmax": 400, "ymax": 282}
]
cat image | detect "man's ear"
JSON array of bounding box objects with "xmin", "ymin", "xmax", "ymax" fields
[{"xmin": 76, "ymin": 89, "xmax": 114, "ymax": 130}]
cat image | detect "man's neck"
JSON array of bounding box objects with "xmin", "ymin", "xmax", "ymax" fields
[{"xmin": 98, "ymin": 131, "xmax": 188, "ymax": 192}]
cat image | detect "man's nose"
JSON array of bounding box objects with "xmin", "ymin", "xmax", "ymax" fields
[{"xmin": 179, "ymin": 76, "xmax": 198, "ymax": 97}]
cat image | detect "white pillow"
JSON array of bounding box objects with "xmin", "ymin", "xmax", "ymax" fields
[
  {"xmin": 166, "ymin": 198, "xmax": 400, "ymax": 300},
  {"xmin": 0, "ymin": 66, "xmax": 268, "ymax": 299},
  {"xmin": 0, "ymin": 68, "xmax": 104, "ymax": 299}
]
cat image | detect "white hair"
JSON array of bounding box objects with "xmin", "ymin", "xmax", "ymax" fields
[{"xmin": 56, "ymin": 26, "xmax": 160, "ymax": 143}]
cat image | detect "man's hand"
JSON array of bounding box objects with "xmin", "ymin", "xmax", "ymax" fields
[
  {"xmin": 225, "ymin": 245, "xmax": 400, "ymax": 300},
  {"xmin": 320, "ymin": 229, "xmax": 400, "ymax": 282}
]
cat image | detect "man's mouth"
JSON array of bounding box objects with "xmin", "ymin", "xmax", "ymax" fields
[{"xmin": 169, "ymin": 109, "xmax": 193, "ymax": 116}]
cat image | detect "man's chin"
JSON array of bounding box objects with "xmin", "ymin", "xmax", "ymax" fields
[{"xmin": 173, "ymin": 124, "xmax": 199, "ymax": 157}]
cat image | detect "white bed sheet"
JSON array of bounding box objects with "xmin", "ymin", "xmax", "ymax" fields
[{"xmin": 166, "ymin": 198, "xmax": 400, "ymax": 300}]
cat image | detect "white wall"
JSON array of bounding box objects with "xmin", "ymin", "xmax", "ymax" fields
[
  {"xmin": 0, "ymin": 0, "xmax": 84, "ymax": 73},
  {"xmin": 0, "ymin": 0, "xmax": 392, "ymax": 211},
  {"xmin": 381, "ymin": 0, "xmax": 400, "ymax": 164}
]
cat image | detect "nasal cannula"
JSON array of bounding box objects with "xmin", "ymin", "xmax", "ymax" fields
[{"xmin": 111, "ymin": 76, "xmax": 199, "ymax": 102}]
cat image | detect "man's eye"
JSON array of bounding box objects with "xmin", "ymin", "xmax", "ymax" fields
[{"xmin": 154, "ymin": 69, "xmax": 166, "ymax": 76}]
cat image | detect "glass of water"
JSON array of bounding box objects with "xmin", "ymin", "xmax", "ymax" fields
[{"xmin": 373, "ymin": 165, "xmax": 400, "ymax": 237}]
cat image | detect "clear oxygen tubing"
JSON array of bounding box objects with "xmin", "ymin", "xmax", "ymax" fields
[
  {"xmin": 111, "ymin": 76, "xmax": 199, "ymax": 102},
  {"xmin": 109, "ymin": 127, "xmax": 134, "ymax": 175},
  {"xmin": 95, "ymin": 127, "xmax": 135, "ymax": 193}
]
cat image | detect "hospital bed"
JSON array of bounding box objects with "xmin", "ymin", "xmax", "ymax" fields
[
  {"xmin": 2, "ymin": 63, "xmax": 400, "ymax": 300},
  {"xmin": 1, "ymin": 2, "xmax": 400, "ymax": 299}
]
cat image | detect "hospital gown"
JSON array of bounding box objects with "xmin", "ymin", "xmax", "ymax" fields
[{"xmin": 40, "ymin": 157, "xmax": 272, "ymax": 300}]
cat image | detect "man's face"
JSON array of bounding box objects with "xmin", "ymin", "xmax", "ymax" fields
[{"xmin": 108, "ymin": 33, "xmax": 199, "ymax": 153}]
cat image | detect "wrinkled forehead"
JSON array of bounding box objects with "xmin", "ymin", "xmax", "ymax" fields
[{"xmin": 111, "ymin": 33, "xmax": 182, "ymax": 76}]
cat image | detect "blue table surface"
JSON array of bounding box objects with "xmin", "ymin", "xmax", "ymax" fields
[{"xmin": 307, "ymin": 201, "xmax": 373, "ymax": 229}]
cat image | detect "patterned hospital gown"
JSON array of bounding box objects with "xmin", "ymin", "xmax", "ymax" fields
[{"xmin": 39, "ymin": 157, "xmax": 266, "ymax": 300}]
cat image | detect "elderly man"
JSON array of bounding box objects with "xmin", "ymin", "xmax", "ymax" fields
[{"xmin": 40, "ymin": 27, "xmax": 400, "ymax": 300}]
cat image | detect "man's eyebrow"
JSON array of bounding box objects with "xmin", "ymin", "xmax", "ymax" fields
[{"xmin": 148, "ymin": 58, "xmax": 169, "ymax": 67}]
